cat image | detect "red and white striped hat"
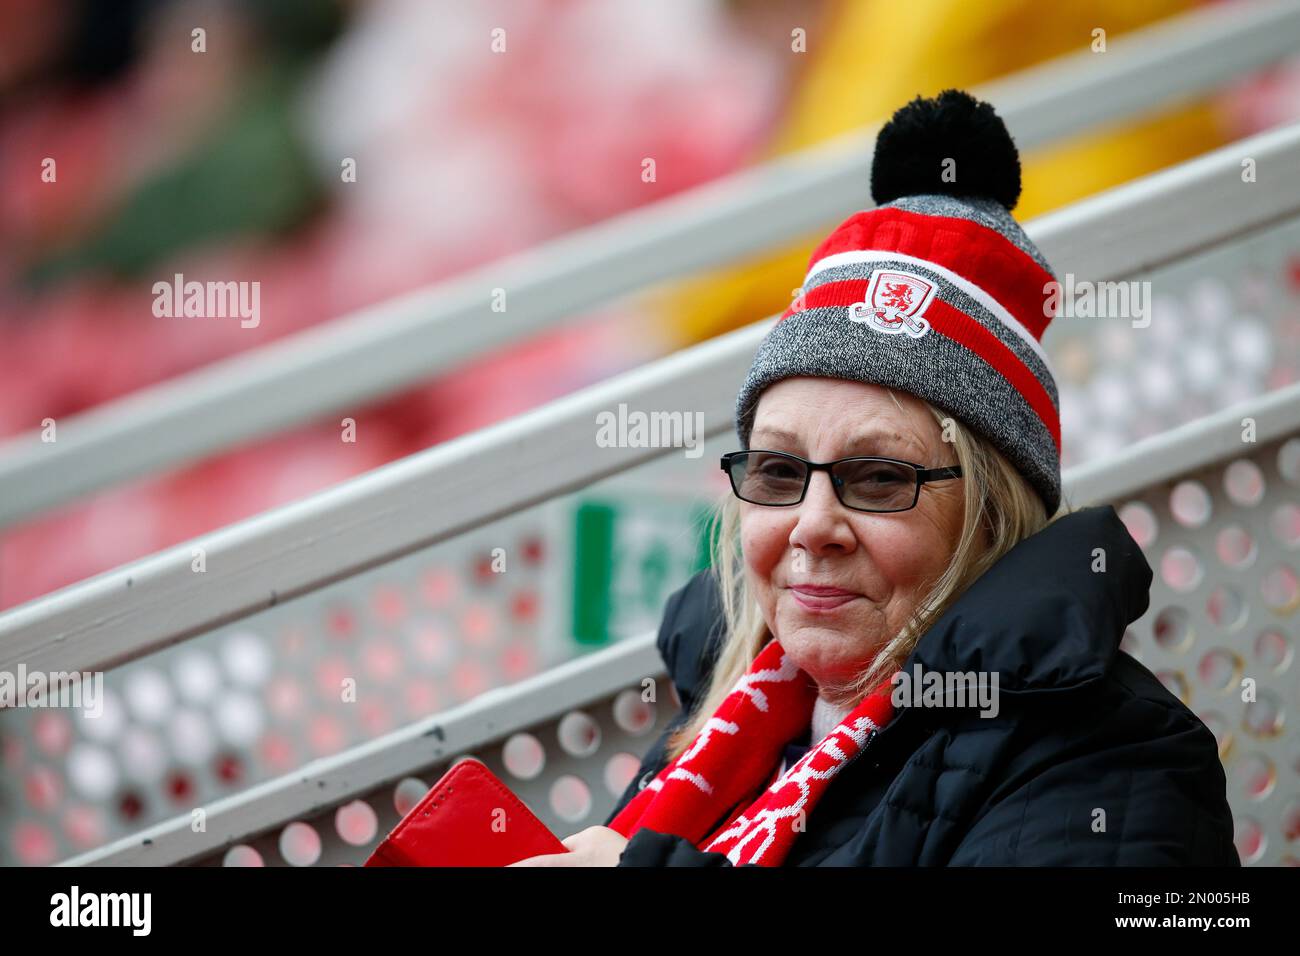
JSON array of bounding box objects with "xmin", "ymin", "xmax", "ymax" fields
[{"xmin": 735, "ymin": 90, "xmax": 1062, "ymax": 517}]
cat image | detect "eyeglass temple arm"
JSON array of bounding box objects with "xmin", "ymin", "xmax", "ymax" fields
[{"xmin": 916, "ymin": 465, "xmax": 963, "ymax": 482}]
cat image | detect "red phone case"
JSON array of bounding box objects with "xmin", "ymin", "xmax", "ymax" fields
[{"xmin": 364, "ymin": 758, "xmax": 569, "ymax": 867}]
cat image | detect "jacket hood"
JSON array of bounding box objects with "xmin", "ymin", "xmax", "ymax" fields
[
  {"xmin": 900, "ymin": 503, "xmax": 1152, "ymax": 700},
  {"xmin": 660, "ymin": 504, "xmax": 1153, "ymax": 711}
]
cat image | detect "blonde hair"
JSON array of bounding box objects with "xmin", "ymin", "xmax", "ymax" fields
[{"xmin": 665, "ymin": 387, "xmax": 1073, "ymax": 762}]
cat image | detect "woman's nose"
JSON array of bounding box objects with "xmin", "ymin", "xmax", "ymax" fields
[{"xmin": 789, "ymin": 470, "xmax": 856, "ymax": 552}]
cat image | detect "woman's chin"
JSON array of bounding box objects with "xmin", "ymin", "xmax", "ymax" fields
[{"xmin": 777, "ymin": 621, "xmax": 876, "ymax": 676}]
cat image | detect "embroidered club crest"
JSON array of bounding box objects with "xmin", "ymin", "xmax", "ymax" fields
[{"xmin": 848, "ymin": 269, "xmax": 937, "ymax": 338}]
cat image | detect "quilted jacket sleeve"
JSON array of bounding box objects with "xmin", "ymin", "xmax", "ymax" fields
[{"xmin": 945, "ymin": 692, "xmax": 1240, "ymax": 866}]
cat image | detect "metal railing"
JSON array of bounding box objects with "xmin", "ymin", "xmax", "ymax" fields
[
  {"xmin": 58, "ymin": 383, "xmax": 1300, "ymax": 866},
  {"xmin": 3, "ymin": 122, "xmax": 1298, "ymax": 681},
  {"xmin": 2, "ymin": 0, "xmax": 1299, "ymax": 526}
]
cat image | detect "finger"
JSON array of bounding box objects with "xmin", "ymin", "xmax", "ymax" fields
[{"xmin": 511, "ymin": 851, "xmax": 578, "ymax": 867}]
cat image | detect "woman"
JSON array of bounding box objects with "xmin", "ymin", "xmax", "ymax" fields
[{"xmin": 513, "ymin": 90, "xmax": 1238, "ymax": 867}]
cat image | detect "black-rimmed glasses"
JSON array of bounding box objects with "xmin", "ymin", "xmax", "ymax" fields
[{"xmin": 721, "ymin": 450, "xmax": 963, "ymax": 513}]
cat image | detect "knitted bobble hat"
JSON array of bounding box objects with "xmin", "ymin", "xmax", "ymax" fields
[{"xmin": 734, "ymin": 89, "xmax": 1062, "ymax": 518}]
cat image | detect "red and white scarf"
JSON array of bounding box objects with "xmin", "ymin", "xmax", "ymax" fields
[{"xmin": 609, "ymin": 637, "xmax": 897, "ymax": 866}]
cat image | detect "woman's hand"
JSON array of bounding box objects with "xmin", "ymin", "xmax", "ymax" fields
[{"xmin": 507, "ymin": 826, "xmax": 629, "ymax": 867}]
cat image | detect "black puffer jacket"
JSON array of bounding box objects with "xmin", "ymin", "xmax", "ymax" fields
[{"xmin": 607, "ymin": 504, "xmax": 1240, "ymax": 866}]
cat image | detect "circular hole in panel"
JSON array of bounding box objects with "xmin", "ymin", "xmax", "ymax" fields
[
  {"xmin": 172, "ymin": 650, "xmax": 222, "ymax": 706},
  {"xmin": 222, "ymin": 631, "xmax": 273, "ymax": 688},
  {"xmin": 1253, "ymin": 630, "xmax": 1293, "ymax": 673},
  {"xmin": 521, "ymin": 535, "xmax": 545, "ymax": 566},
  {"xmin": 393, "ymin": 777, "xmax": 428, "ymax": 817},
  {"xmin": 604, "ymin": 753, "xmax": 643, "ymax": 798},
  {"xmin": 1224, "ymin": 460, "xmax": 1265, "ymax": 508},
  {"xmin": 1233, "ymin": 816, "xmax": 1266, "ymax": 865},
  {"xmin": 1260, "ymin": 564, "xmax": 1300, "ymax": 614},
  {"xmin": 1189, "ymin": 277, "xmax": 1231, "ymax": 324},
  {"xmin": 1183, "ymin": 342, "xmax": 1222, "ymax": 393},
  {"xmin": 460, "ymin": 604, "xmax": 498, "ymax": 647},
  {"xmin": 265, "ymin": 677, "xmax": 304, "ymax": 720},
  {"xmin": 1169, "ymin": 481, "xmax": 1212, "ymax": 529},
  {"xmin": 1243, "ymin": 691, "xmax": 1284, "ymax": 739},
  {"xmin": 118, "ymin": 791, "xmax": 145, "ymax": 822},
  {"xmin": 223, "ymin": 845, "xmax": 265, "ymax": 867},
  {"xmin": 549, "ymin": 774, "xmax": 592, "ymax": 824},
  {"xmin": 500, "ymin": 640, "xmax": 538, "ymax": 683},
  {"xmin": 259, "ymin": 732, "xmax": 296, "ymax": 772},
  {"xmin": 370, "ymin": 585, "xmax": 407, "ymax": 626},
  {"xmin": 1215, "ymin": 525, "xmax": 1258, "ymax": 569},
  {"xmin": 169, "ymin": 709, "xmax": 217, "ymax": 765},
  {"xmin": 1154, "ymin": 671, "xmax": 1190, "ymax": 706},
  {"xmin": 450, "ymin": 660, "xmax": 491, "ymax": 701},
  {"xmin": 1271, "ymin": 503, "xmax": 1300, "ymax": 549},
  {"xmin": 1229, "ymin": 315, "xmax": 1272, "ymax": 372},
  {"xmin": 1136, "ymin": 362, "xmax": 1177, "ymax": 408},
  {"xmin": 315, "ymin": 657, "xmax": 352, "ymax": 699},
  {"xmin": 420, "ymin": 567, "xmax": 458, "ymax": 609},
  {"xmin": 1152, "ymin": 606, "xmax": 1193, "ymax": 652},
  {"xmin": 1118, "ymin": 502, "xmax": 1159, "ymax": 549},
  {"xmin": 78, "ymin": 689, "xmax": 125, "ymax": 743},
  {"xmin": 67, "ymin": 743, "xmax": 118, "ymax": 801},
  {"xmin": 401, "ymin": 680, "xmax": 440, "ymax": 719},
  {"xmin": 1160, "ymin": 548, "xmax": 1203, "ymax": 593},
  {"xmin": 12, "ymin": 822, "xmax": 58, "ymax": 866},
  {"xmin": 556, "ymin": 711, "xmax": 601, "ymax": 758},
  {"xmin": 1283, "ymin": 800, "xmax": 1300, "ymax": 842},
  {"xmin": 118, "ymin": 727, "xmax": 167, "ymax": 786},
  {"xmin": 1205, "ymin": 587, "xmax": 1248, "ymax": 631},
  {"xmin": 335, "ymin": 800, "xmax": 379, "ymax": 846},
  {"xmin": 1095, "ymin": 323, "xmax": 1132, "ymax": 363},
  {"xmin": 214, "ymin": 753, "xmax": 244, "ymax": 785},
  {"xmin": 33, "ymin": 712, "xmax": 72, "ymax": 758},
  {"xmin": 510, "ymin": 590, "xmax": 540, "ymax": 624},
  {"xmin": 214, "ymin": 692, "xmax": 265, "ymax": 748},
  {"xmin": 612, "ymin": 689, "xmax": 656, "ymax": 736},
  {"xmin": 124, "ymin": 668, "xmax": 174, "ymax": 724},
  {"xmin": 362, "ymin": 640, "xmax": 402, "ymax": 684},
  {"xmin": 1277, "ymin": 438, "xmax": 1300, "ymax": 485},
  {"xmin": 63, "ymin": 805, "xmax": 106, "ymax": 849},
  {"xmin": 279, "ymin": 821, "xmax": 322, "ymax": 867},
  {"xmin": 1234, "ymin": 753, "xmax": 1276, "ymax": 800},
  {"xmin": 165, "ymin": 770, "xmax": 195, "ymax": 804},
  {"xmin": 25, "ymin": 766, "xmax": 62, "ymax": 812},
  {"xmin": 308, "ymin": 713, "xmax": 348, "ymax": 756},
  {"xmin": 502, "ymin": 733, "xmax": 546, "ymax": 781}
]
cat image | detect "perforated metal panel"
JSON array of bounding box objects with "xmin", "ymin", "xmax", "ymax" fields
[
  {"xmin": 1113, "ymin": 433, "xmax": 1300, "ymax": 866},
  {"xmin": 194, "ymin": 686, "xmax": 679, "ymax": 868},
  {"xmin": 1052, "ymin": 216, "xmax": 1300, "ymax": 470},
  {"xmin": 161, "ymin": 430, "xmax": 1298, "ymax": 868}
]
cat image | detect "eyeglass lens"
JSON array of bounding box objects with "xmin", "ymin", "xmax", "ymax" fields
[{"xmin": 729, "ymin": 452, "xmax": 918, "ymax": 512}]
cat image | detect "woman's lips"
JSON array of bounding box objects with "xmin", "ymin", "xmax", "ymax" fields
[{"xmin": 788, "ymin": 585, "xmax": 859, "ymax": 611}]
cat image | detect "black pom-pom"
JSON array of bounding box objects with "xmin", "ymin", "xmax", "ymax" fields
[{"xmin": 870, "ymin": 89, "xmax": 1021, "ymax": 211}]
